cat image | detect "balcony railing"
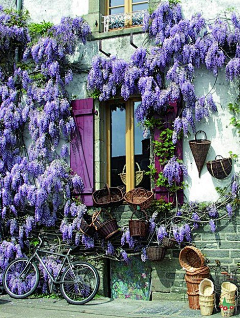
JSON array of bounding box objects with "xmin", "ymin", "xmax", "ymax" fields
[{"xmin": 102, "ymin": 10, "xmax": 147, "ymax": 33}]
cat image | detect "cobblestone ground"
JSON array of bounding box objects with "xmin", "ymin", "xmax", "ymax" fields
[{"xmin": 0, "ymin": 294, "xmax": 239, "ymax": 318}]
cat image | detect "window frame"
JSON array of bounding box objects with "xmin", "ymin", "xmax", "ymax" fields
[
  {"xmin": 106, "ymin": 99, "xmax": 142, "ymax": 192},
  {"xmin": 106, "ymin": 0, "xmax": 148, "ymax": 16}
]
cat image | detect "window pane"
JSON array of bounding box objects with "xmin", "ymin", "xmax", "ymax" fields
[
  {"xmin": 132, "ymin": 3, "xmax": 148, "ymax": 11},
  {"xmin": 111, "ymin": 105, "xmax": 126, "ymax": 187},
  {"xmin": 109, "ymin": 7, "xmax": 124, "ymax": 14},
  {"xmin": 132, "ymin": 0, "xmax": 148, "ymax": 3},
  {"xmin": 109, "ymin": 0, "xmax": 124, "ymax": 6},
  {"xmin": 134, "ymin": 102, "xmax": 150, "ymax": 189}
]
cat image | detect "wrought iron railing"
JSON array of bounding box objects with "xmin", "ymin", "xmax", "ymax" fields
[{"xmin": 102, "ymin": 10, "xmax": 147, "ymax": 33}]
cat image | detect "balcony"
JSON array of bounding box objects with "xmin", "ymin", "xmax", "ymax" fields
[{"xmin": 102, "ymin": 10, "xmax": 147, "ymax": 33}]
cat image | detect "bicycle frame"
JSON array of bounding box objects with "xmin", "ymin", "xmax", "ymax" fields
[{"xmin": 23, "ymin": 237, "xmax": 74, "ymax": 284}]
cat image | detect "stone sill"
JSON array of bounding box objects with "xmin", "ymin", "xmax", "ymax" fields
[{"xmin": 91, "ymin": 26, "xmax": 145, "ymax": 40}]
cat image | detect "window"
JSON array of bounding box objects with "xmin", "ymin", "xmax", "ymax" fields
[
  {"xmin": 106, "ymin": 100, "xmax": 150, "ymax": 192},
  {"xmin": 108, "ymin": 0, "xmax": 148, "ymax": 15},
  {"xmin": 104, "ymin": 0, "xmax": 148, "ymax": 32}
]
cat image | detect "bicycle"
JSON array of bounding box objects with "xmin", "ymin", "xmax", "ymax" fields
[{"xmin": 3, "ymin": 235, "xmax": 100, "ymax": 305}]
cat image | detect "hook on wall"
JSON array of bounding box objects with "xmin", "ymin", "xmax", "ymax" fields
[
  {"xmin": 130, "ymin": 33, "xmax": 138, "ymax": 49},
  {"xmin": 99, "ymin": 40, "xmax": 111, "ymax": 57}
]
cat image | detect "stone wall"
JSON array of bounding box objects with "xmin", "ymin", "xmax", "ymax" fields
[{"xmin": 96, "ymin": 204, "xmax": 240, "ymax": 299}]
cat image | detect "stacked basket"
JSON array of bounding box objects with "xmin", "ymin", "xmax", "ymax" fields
[
  {"xmin": 179, "ymin": 246, "xmax": 210, "ymax": 310},
  {"xmin": 219, "ymin": 282, "xmax": 237, "ymax": 317},
  {"xmin": 199, "ymin": 278, "xmax": 215, "ymax": 316}
]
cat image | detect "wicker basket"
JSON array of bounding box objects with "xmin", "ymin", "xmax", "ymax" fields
[
  {"xmin": 79, "ymin": 215, "xmax": 95, "ymax": 237},
  {"xmin": 185, "ymin": 265, "xmax": 210, "ymax": 277},
  {"xmin": 162, "ymin": 237, "xmax": 177, "ymax": 248},
  {"xmin": 221, "ymin": 282, "xmax": 237, "ymax": 297},
  {"xmin": 92, "ymin": 210, "xmax": 119, "ymax": 240},
  {"xmin": 124, "ymin": 187, "xmax": 154, "ymax": 211},
  {"xmin": 206, "ymin": 156, "xmax": 232, "ymax": 179},
  {"xmin": 199, "ymin": 278, "xmax": 214, "ymax": 296},
  {"xmin": 189, "ymin": 130, "xmax": 211, "ymax": 177},
  {"xmin": 128, "ymin": 208, "xmax": 149, "ymax": 237},
  {"xmin": 119, "ymin": 162, "xmax": 144, "ymax": 186},
  {"xmin": 187, "ymin": 290, "xmax": 200, "ymax": 310},
  {"xmin": 199, "ymin": 295, "xmax": 215, "ymax": 316},
  {"xmin": 179, "ymin": 246, "xmax": 205, "ymax": 272},
  {"xmin": 92, "ymin": 184, "xmax": 123, "ymax": 207},
  {"xmin": 146, "ymin": 246, "xmax": 166, "ymax": 261}
]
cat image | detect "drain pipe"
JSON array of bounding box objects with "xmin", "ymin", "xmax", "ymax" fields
[
  {"xmin": 15, "ymin": 0, "xmax": 23, "ymax": 63},
  {"xmin": 16, "ymin": 0, "xmax": 22, "ymax": 12}
]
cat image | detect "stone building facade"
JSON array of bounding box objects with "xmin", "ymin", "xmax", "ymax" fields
[{"xmin": 1, "ymin": 0, "xmax": 239, "ymax": 300}]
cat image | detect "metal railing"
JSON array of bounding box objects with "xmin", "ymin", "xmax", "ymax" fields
[{"xmin": 102, "ymin": 10, "xmax": 147, "ymax": 32}]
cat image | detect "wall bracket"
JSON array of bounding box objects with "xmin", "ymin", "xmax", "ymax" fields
[
  {"xmin": 99, "ymin": 40, "xmax": 111, "ymax": 57},
  {"xmin": 130, "ymin": 33, "xmax": 138, "ymax": 49}
]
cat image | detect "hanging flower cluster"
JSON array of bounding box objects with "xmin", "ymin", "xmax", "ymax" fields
[
  {"xmin": 88, "ymin": 1, "xmax": 240, "ymax": 144},
  {"xmin": 0, "ymin": 7, "xmax": 91, "ymax": 287}
]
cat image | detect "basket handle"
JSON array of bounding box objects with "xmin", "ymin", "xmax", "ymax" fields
[
  {"xmin": 130, "ymin": 209, "xmax": 149, "ymax": 221},
  {"xmin": 136, "ymin": 162, "xmax": 141, "ymax": 172},
  {"xmin": 195, "ymin": 130, "xmax": 207, "ymax": 141},
  {"xmin": 92, "ymin": 209, "xmax": 102, "ymax": 229},
  {"xmin": 105, "ymin": 183, "xmax": 111, "ymax": 202},
  {"xmin": 215, "ymin": 155, "xmax": 223, "ymax": 160},
  {"xmin": 122, "ymin": 162, "xmax": 141, "ymax": 173}
]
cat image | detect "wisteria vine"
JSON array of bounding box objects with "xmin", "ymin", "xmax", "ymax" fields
[
  {"xmin": 88, "ymin": 1, "xmax": 239, "ymax": 139},
  {"xmin": 0, "ymin": 6, "xmax": 91, "ymax": 290},
  {"xmin": 87, "ymin": 1, "xmax": 240, "ymax": 262}
]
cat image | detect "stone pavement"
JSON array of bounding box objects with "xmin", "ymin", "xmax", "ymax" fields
[{"xmin": 0, "ymin": 294, "xmax": 239, "ymax": 318}]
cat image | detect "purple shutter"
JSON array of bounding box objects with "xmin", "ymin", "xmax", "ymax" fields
[
  {"xmin": 70, "ymin": 99, "xmax": 94, "ymax": 206},
  {"xmin": 153, "ymin": 101, "xmax": 183, "ymax": 205}
]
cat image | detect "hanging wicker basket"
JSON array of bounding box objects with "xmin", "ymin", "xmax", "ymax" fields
[
  {"xmin": 124, "ymin": 187, "xmax": 154, "ymax": 211},
  {"xmin": 79, "ymin": 215, "xmax": 95, "ymax": 237},
  {"xmin": 146, "ymin": 246, "xmax": 166, "ymax": 261},
  {"xmin": 129, "ymin": 209, "xmax": 149, "ymax": 237},
  {"xmin": 179, "ymin": 246, "xmax": 205, "ymax": 272},
  {"xmin": 189, "ymin": 130, "xmax": 211, "ymax": 177},
  {"xmin": 92, "ymin": 209, "xmax": 119, "ymax": 240},
  {"xmin": 92, "ymin": 184, "xmax": 123, "ymax": 207},
  {"xmin": 206, "ymin": 155, "xmax": 232, "ymax": 179},
  {"xmin": 119, "ymin": 162, "xmax": 144, "ymax": 186},
  {"xmin": 162, "ymin": 237, "xmax": 177, "ymax": 249}
]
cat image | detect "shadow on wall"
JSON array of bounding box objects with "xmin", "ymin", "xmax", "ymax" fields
[{"xmin": 151, "ymin": 249, "xmax": 185, "ymax": 295}]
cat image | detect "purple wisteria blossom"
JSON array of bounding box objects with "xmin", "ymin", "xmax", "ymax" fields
[
  {"xmin": 106, "ymin": 242, "xmax": 115, "ymax": 256},
  {"xmin": 226, "ymin": 203, "xmax": 233, "ymax": 218},
  {"xmin": 192, "ymin": 212, "xmax": 200, "ymax": 229},
  {"xmin": 157, "ymin": 225, "xmax": 167, "ymax": 242},
  {"xmin": 208, "ymin": 204, "xmax": 218, "ymax": 218},
  {"xmin": 121, "ymin": 250, "xmax": 130, "ymax": 264},
  {"xmin": 141, "ymin": 248, "xmax": 148, "ymax": 262},
  {"xmin": 209, "ymin": 219, "xmax": 216, "ymax": 232},
  {"xmin": 163, "ymin": 156, "xmax": 188, "ymax": 186}
]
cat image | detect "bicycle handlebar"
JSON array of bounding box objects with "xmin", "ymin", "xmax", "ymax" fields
[{"xmin": 36, "ymin": 234, "xmax": 78, "ymax": 255}]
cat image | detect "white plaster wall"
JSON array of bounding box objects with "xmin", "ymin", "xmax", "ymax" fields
[
  {"xmin": 23, "ymin": 0, "xmax": 89, "ymax": 23},
  {"xmin": 0, "ymin": 0, "xmax": 89, "ymax": 23},
  {"xmin": 180, "ymin": 0, "xmax": 239, "ymax": 20},
  {"xmin": 179, "ymin": 0, "xmax": 240, "ymax": 202},
  {"xmin": 0, "ymin": 0, "xmax": 15, "ymax": 9},
  {"xmin": 184, "ymin": 70, "xmax": 239, "ymax": 202}
]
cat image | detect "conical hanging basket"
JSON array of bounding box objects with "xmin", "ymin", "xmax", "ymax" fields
[{"xmin": 189, "ymin": 130, "xmax": 211, "ymax": 177}]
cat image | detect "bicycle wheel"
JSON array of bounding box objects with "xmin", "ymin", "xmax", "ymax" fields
[
  {"xmin": 3, "ymin": 258, "xmax": 39, "ymax": 299},
  {"xmin": 60, "ymin": 261, "xmax": 100, "ymax": 305}
]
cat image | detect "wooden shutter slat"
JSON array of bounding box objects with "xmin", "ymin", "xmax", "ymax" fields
[{"xmin": 70, "ymin": 99, "xmax": 94, "ymax": 206}]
